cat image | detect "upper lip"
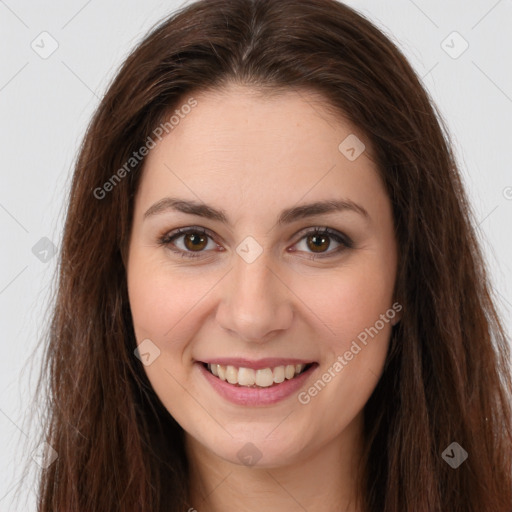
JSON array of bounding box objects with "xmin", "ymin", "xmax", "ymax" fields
[{"xmin": 198, "ymin": 357, "xmax": 316, "ymax": 370}]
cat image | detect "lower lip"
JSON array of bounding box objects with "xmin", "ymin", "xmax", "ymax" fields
[{"xmin": 196, "ymin": 362, "xmax": 318, "ymax": 406}]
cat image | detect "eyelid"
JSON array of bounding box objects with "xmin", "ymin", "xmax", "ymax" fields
[
  {"xmin": 158, "ymin": 226, "xmax": 221, "ymax": 258},
  {"xmin": 293, "ymin": 226, "xmax": 353, "ymax": 248},
  {"xmin": 158, "ymin": 225, "xmax": 353, "ymax": 259}
]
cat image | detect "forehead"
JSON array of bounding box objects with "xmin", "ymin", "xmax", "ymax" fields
[
  {"xmin": 135, "ymin": 84, "xmax": 386, "ymax": 222},
  {"xmin": 158, "ymin": 84, "xmax": 368, "ymax": 159}
]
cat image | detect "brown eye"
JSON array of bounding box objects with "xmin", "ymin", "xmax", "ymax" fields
[
  {"xmin": 159, "ymin": 227, "xmax": 218, "ymax": 258},
  {"xmin": 183, "ymin": 232, "xmax": 208, "ymax": 251},
  {"xmin": 159, "ymin": 226, "xmax": 352, "ymax": 260},
  {"xmin": 306, "ymin": 233, "xmax": 331, "ymax": 253},
  {"xmin": 293, "ymin": 227, "xmax": 353, "ymax": 259}
]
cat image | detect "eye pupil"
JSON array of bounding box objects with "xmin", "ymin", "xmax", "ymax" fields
[
  {"xmin": 184, "ymin": 233, "xmax": 207, "ymax": 251},
  {"xmin": 307, "ymin": 234, "xmax": 330, "ymax": 253}
]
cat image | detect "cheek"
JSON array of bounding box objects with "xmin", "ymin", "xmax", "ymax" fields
[
  {"xmin": 126, "ymin": 259, "xmax": 191, "ymax": 397},
  {"xmin": 293, "ymin": 267, "xmax": 395, "ymax": 434},
  {"xmin": 126, "ymin": 255, "xmax": 223, "ymax": 395},
  {"xmin": 128, "ymin": 276, "xmax": 187, "ymax": 338},
  {"xmin": 127, "ymin": 253, "xmax": 209, "ymax": 341},
  {"xmin": 127, "ymin": 260, "xmax": 193, "ymax": 405},
  {"xmin": 296, "ymin": 260, "xmax": 396, "ymax": 348}
]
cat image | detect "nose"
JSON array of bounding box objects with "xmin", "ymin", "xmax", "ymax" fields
[{"xmin": 215, "ymin": 251, "xmax": 294, "ymax": 343}]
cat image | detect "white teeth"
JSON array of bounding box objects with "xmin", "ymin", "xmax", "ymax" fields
[
  {"xmin": 217, "ymin": 364, "xmax": 226, "ymax": 381},
  {"xmin": 255, "ymin": 368, "xmax": 274, "ymax": 387},
  {"xmin": 273, "ymin": 365, "xmax": 285, "ymax": 383},
  {"xmin": 225, "ymin": 365, "xmax": 238, "ymax": 384},
  {"xmin": 285, "ymin": 364, "xmax": 295, "ymax": 379},
  {"xmin": 206, "ymin": 362, "xmax": 308, "ymax": 387},
  {"xmin": 238, "ymin": 367, "xmax": 255, "ymax": 386}
]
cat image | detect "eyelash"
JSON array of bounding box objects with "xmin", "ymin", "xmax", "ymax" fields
[{"xmin": 157, "ymin": 226, "xmax": 353, "ymax": 260}]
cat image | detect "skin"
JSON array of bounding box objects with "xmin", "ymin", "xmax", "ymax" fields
[{"xmin": 126, "ymin": 83, "xmax": 400, "ymax": 512}]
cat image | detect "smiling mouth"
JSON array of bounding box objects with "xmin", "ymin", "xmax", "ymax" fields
[{"xmin": 202, "ymin": 362, "xmax": 315, "ymax": 388}]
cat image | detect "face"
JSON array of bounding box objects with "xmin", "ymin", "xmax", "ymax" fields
[{"xmin": 126, "ymin": 84, "xmax": 399, "ymax": 468}]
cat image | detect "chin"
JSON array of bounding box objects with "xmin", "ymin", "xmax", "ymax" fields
[{"xmin": 211, "ymin": 429, "xmax": 310, "ymax": 468}]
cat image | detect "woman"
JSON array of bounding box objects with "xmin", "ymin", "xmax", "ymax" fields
[{"xmin": 35, "ymin": 0, "xmax": 512, "ymax": 510}]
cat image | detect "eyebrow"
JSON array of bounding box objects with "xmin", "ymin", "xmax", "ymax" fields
[{"xmin": 143, "ymin": 197, "xmax": 369, "ymax": 226}]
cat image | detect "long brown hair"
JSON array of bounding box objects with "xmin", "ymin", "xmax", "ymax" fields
[{"xmin": 35, "ymin": 0, "xmax": 512, "ymax": 510}]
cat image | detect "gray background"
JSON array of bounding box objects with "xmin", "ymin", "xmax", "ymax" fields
[{"xmin": 1, "ymin": 0, "xmax": 511, "ymax": 509}]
